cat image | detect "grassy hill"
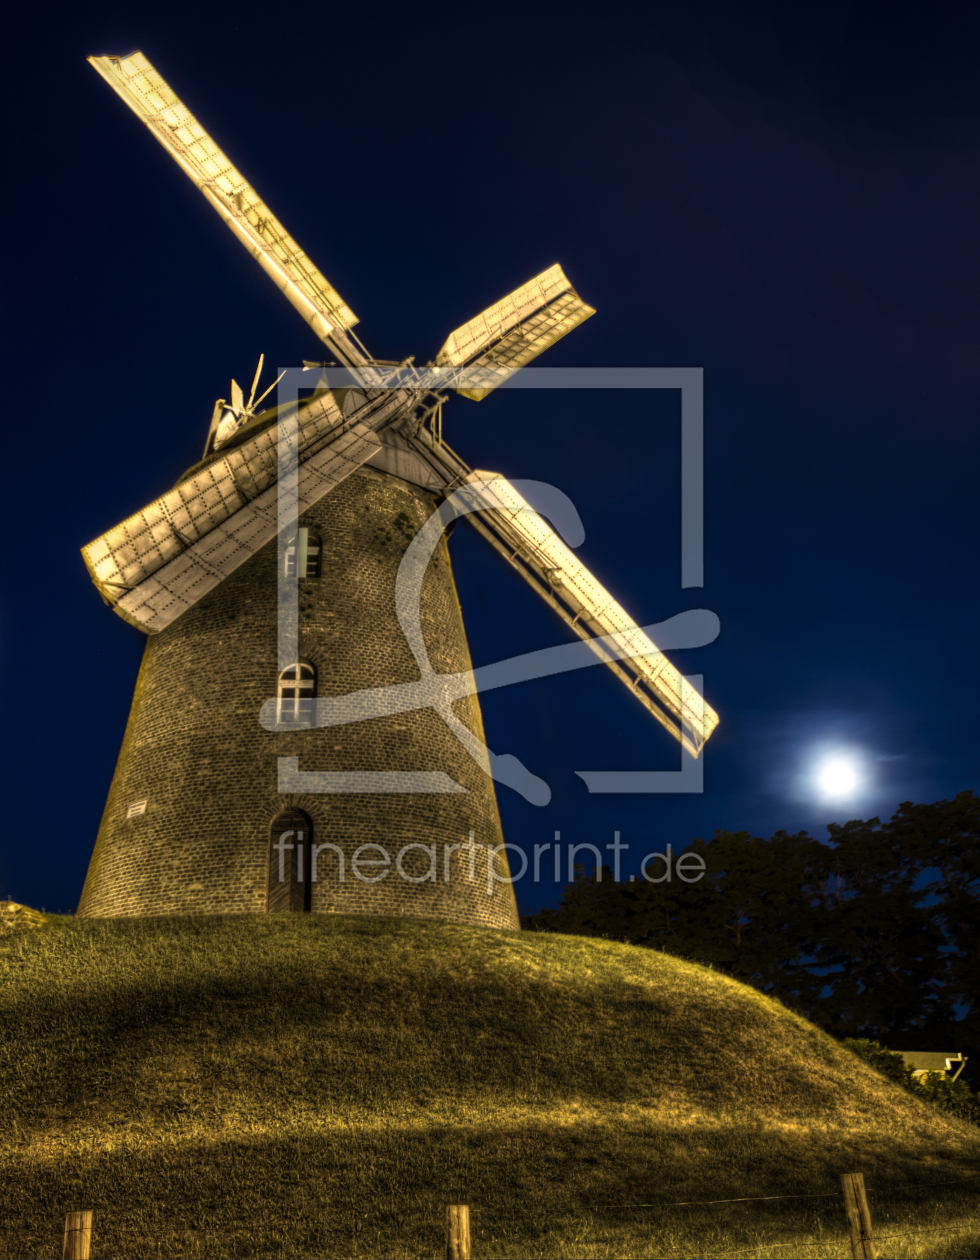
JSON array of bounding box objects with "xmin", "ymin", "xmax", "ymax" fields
[{"xmin": 1, "ymin": 913, "xmax": 978, "ymax": 1259}]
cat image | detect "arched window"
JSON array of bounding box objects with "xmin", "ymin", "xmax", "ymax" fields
[
  {"xmin": 284, "ymin": 527, "xmax": 321, "ymax": 579},
  {"xmin": 277, "ymin": 662, "xmax": 316, "ymax": 726},
  {"xmin": 268, "ymin": 808, "xmax": 312, "ymax": 913}
]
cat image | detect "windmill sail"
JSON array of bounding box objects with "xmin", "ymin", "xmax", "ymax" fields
[
  {"xmin": 82, "ymin": 390, "xmax": 380, "ymax": 631},
  {"xmin": 96, "ymin": 423, "xmax": 382, "ymax": 634},
  {"xmin": 88, "ymin": 52, "xmax": 360, "ymax": 357},
  {"xmin": 460, "ymin": 473, "xmax": 719, "ymax": 756},
  {"xmin": 436, "ymin": 264, "xmax": 595, "ymax": 400}
]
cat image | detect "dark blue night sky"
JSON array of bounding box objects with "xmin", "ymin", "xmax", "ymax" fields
[{"xmin": 4, "ymin": 3, "xmax": 979, "ymax": 916}]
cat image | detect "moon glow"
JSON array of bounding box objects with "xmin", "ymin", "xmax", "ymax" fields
[{"xmin": 816, "ymin": 756, "xmax": 861, "ymax": 799}]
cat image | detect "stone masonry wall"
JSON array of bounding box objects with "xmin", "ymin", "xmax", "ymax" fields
[{"xmin": 78, "ymin": 467, "xmax": 520, "ymax": 931}]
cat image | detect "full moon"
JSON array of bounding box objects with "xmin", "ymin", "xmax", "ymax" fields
[{"xmin": 816, "ymin": 756, "xmax": 860, "ymax": 798}]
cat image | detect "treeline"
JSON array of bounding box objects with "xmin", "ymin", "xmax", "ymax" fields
[{"xmin": 523, "ymin": 791, "xmax": 980, "ymax": 1087}]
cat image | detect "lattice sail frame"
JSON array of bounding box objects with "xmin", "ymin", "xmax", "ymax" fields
[
  {"xmin": 88, "ymin": 52, "xmax": 358, "ymax": 348},
  {"xmin": 79, "ymin": 390, "xmax": 387, "ymax": 634},
  {"xmin": 436, "ymin": 264, "xmax": 596, "ymax": 400},
  {"xmin": 461, "ymin": 473, "xmax": 719, "ymax": 756},
  {"xmin": 100, "ymin": 423, "xmax": 380, "ymax": 635}
]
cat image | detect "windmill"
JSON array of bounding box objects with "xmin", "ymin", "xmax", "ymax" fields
[{"xmin": 77, "ymin": 52, "xmax": 719, "ymax": 928}]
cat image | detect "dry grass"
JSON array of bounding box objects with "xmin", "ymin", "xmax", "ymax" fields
[
  {"xmin": 0, "ymin": 900, "xmax": 46, "ymax": 938},
  {"xmin": 1, "ymin": 913, "xmax": 978, "ymax": 1258}
]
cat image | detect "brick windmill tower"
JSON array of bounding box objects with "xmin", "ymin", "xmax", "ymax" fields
[{"xmin": 78, "ymin": 53, "xmax": 719, "ymax": 928}]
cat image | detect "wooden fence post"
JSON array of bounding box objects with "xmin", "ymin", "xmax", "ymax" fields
[
  {"xmin": 446, "ymin": 1204, "xmax": 471, "ymax": 1260},
  {"xmin": 62, "ymin": 1210, "xmax": 93, "ymax": 1260},
  {"xmin": 840, "ymin": 1173, "xmax": 877, "ymax": 1259}
]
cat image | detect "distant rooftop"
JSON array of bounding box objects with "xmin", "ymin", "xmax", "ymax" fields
[{"xmin": 897, "ymin": 1051, "xmax": 967, "ymax": 1081}]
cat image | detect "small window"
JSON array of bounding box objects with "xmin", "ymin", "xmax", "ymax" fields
[
  {"xmin": 277, "ymin": 662, "xmax": 316, "ymax": 726},
  {"xmin": 126, "ymin": 800, "xmax": 147, "ymax": 820},
  {"xmin": 284, "ymin": 527, "xmax": 321, "ymax": 579}
]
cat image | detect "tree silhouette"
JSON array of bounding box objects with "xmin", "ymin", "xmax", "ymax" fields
[{"xmin": 523, "ymin": 791, "xmax": 980, "ymax": 1088}]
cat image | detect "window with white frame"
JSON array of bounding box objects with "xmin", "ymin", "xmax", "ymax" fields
[
  {"xmin": 284, "ymin": 527, "xmax": 321, "ymax": 579},
  {"xmin": 277, "ymin": 662, "xmax": 316, "ymax": 726}
]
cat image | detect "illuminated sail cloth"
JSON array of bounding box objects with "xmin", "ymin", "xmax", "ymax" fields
[
  {"xmin": 97, "ymin": 423, "xmax": 381, "ymax": 635},
  {"xmin": 82, "ymin": 391, "xmax": 349, "ymax": 604},
  {"xmin": 463, "ymin": 473, "xmax": 719, "ymax": 755},
  {"xmin": 88, "ymin": 52, "xmax": 358, "ymax": 346},
  {"xmin": 436, "ymin": 264, "xmax": 595, "ymax": 400}
]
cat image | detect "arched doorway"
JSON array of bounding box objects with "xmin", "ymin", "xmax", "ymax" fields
[{"xmin": 268, "ymin": 808, "xmax": 312, "ymax": 913}]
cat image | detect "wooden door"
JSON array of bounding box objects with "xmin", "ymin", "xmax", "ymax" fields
[{"xmin": 268, "ymin": 809, "xmax": 311, "ymax": 912}]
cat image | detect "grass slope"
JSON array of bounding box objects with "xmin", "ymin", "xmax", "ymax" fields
[{"xmin": 1, "ymin": 914, "xmax": 978, "ymax": 1259}]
